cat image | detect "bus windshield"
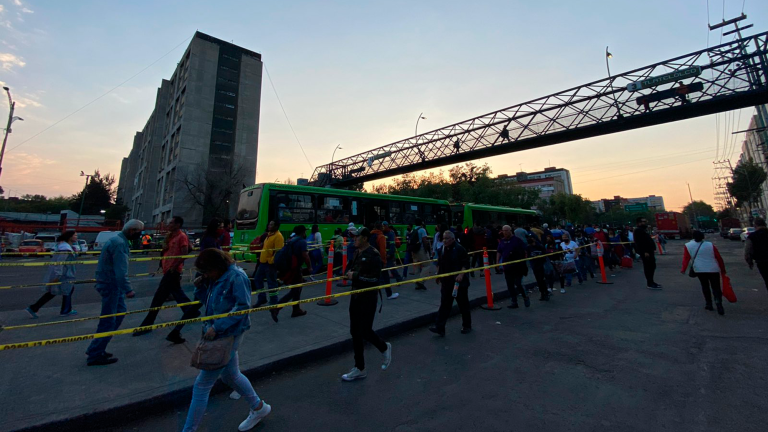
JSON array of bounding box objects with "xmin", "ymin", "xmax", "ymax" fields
[{"xmin": 236, "ymin": 186, "xmax": 262, "ymax": 229}]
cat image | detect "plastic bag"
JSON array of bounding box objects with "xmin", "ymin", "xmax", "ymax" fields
[{"xmin": 721, "ymin": 274, "xmax": 737, "ymax": 303}]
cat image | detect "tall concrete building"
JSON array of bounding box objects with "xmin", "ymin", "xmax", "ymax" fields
[
  {"xmin": 496, "ymin": 167, "xmax": 573, "ymax": 200},
  {"xmin": 117, "ymin": 32, "xmax": 262, "ymax": 229},
  {"xmin": 737, "ymin": 108, "xmax": 768, "ymax": 221}
]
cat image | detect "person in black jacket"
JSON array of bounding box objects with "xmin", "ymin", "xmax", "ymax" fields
[
  {"xmin": 341, "ymin": 228, "xmax": 392, "ymax": 382},
  {"xmin": 526, "ymin": 234, "xmax": 550, "ymax": 301},
  {"xmin": 634, "ymin": 217, "xmax": 662, "ymax": 290},
  {"xmin": 429, "ymin": 231, "xmax": 472, "ymax": 336}
]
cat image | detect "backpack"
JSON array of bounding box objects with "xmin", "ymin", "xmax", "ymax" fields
[
  {"xmin": 273, "ymin": 238, "xmax": 298, "ymax": 273},
  {"xmin": 407, "ymin": 228, "xmax": 423, "ymax": 253}
]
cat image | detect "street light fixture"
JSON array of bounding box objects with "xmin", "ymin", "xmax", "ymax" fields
[
  {"xmin": 415, "ymin": 112, "xmax": 426, "ymax": 136},
  {"xmin": 0, "ymin": 86, "xmax": 23, "ymax": 181},
  {"xmin": 330, "ymin": 144, "xmax": 343, "ymax": 165},
  {"xmin": 76, "ymin": 171, "xmax": 92, "ymax": 227}
]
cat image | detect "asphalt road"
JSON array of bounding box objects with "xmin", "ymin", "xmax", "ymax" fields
[{"xmin": 80, "ymin": 237, "xmax": 768, "ymax": 432}]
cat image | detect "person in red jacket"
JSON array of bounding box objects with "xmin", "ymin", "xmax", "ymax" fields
[{"xmin": 681, "ymin": 230, "xmax": 727, "ymax": 315}]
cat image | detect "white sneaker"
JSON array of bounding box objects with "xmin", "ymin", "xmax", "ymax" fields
[
  {"xmin": 230, "ymin": 391, "xmax": 241, "ymax": 400},
  {"xmin": 238, "ymin": 402, "xmax": 271, "ymax": 431},
  {"xmin": 381, "ymin": 342, "xmax": 392, "ymax": 370},
  {"xmin": 560, "ymin": 288, "xmax": 566, "ymax": 294},
  {"xmin": 341, "ymin": 367, "xmax": 367, "ymax": 381},
  {"xmin": 387, "ymin": 293, "xmax": 399, "ymax": 299},
  {"xmin": 547, "ymin": 288, "xmax": 553, "ymax": 293}
]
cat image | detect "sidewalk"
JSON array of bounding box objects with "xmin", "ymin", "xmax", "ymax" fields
[{"xmin": 0, "ymin": 263, "xmax": 547, "ymax": 432}]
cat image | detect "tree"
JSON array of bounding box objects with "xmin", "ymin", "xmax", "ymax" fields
[
  {"xmin": 538, "ymin": 193, "xmax": 596, "ymax": 226},
  {"xmin": 683, "ymin": 200, "xmax": 717, "ymax": 229},
  {"xmin": 69, "ymin": 170, "xmax": 117, "ymax": 215},
  {"xmin": 179, "ymin": 161, "xmax": 247, "ymax": 223},
  {"xmin": 717, "ymin": 208, "xmax": 734, "ymax": 220},
  {"xmin": 728, "ymin": 159, "xmax": 767, "ymax": 211}
]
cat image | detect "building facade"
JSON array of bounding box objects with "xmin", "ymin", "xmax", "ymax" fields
[
  {"xmin": 737, "ymin": 108, "xmax": 768, "ymax": 222},
  {"xmin": 496, "ymin": 166, "xmax": 573, "ymax": 200},
  {"xmin": 118, "ymin": 32, "xmax": 263, "ymax": 229},
  {"xmin": 591, "ymin": 195, "xmax": 666, "ymax": 213}
]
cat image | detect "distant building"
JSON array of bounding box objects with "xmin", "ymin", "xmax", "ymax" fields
[
  {"xmin": 591, "ymin": 195, "xmax": 666, "ymax": 213},
  {"xmin": 737, "ymin": 108, "xmax": 768, "ymax": 222},
  {"xmin": 496, "ymin": 167, "xmax": 573, "ymax": 200},
  {"xmin": 118, "ymin": 31, "xmax": 263, "ymax": 229}
]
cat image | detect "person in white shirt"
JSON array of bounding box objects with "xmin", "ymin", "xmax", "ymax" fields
[{"xmin": 559, "ymin": 232, "xmax": 582, "ymax": 287}]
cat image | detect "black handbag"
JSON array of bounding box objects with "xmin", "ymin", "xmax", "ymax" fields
[{"xmin": 688, "ymin": 242, "xmax": 703, "ymax": 278}]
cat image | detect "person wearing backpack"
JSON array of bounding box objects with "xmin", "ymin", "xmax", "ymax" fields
[
  {"xmin": 409, "ymin": 218, "xmax": 431, "ymax": 291},
  {"xmin": 270, "ymin": 225, "xmax": 311, "ymax": 322},
  {"xmin": 341, "ymin": 228, "xmax": 392, "ymax": 381}
]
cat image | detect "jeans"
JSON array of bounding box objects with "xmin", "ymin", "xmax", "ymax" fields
[
  {"xmin": 85, "ymin": 287, "xmax": 127, "ymax": 362},
  {"xmin": 697, "ymin": 272, "xmax": 722, "ymax": 305},
  {"xmin": 139, "ymin": 271, "xmax": 200, "ymax": 332},
  {"xmin": 380, "ymin": 257, "xmax": 402, "ymax": 297},
  {"xmin": 402, "ymin": 251, "xmax": 412, "ymax": 279},
  {"xmin": 503, "ymin": 269, "xmax": 528, "ymax": 304},
  {"xmin": 29, "ymin": 290, "xmax": 74, "ymax": 315},
  {"xmin": 182, "ymin": 335, "xmax": 261, "ymax": 432},
  {"xmin": 577, "ymin": 255, "xmax": 593, "ymax": 280},
  {"xmin": 386, "ymin": 257, "xmax": 403, "ymax": 283},
  {"xmin": 641, "ymin": 253, "xmax": 657, "ymax": 286},
  {"xmin": 253, "ymin": 263, "xmax": 278, "ymax": 306},
  {"xmin": 349, "ymin": 291, "xmax": 387, "ymax": 371},
  {"xmin": 434, "ymin": 280, "xmax": 471, "ymax": 330}
]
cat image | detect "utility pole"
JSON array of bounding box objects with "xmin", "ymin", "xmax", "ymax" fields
[
  {"xmin": 687, "ymin": 182, "xmax": 699, "ymax": 229},
  {"xmin": 1, "ymin": 86, "xmax": 23, "ymax": 181}
]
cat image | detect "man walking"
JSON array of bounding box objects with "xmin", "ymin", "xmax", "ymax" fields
[
  {"xmin": 253, "ymin": 220, "xmax": 284, "ymax": 307},
  {"xmin": 341, "ymin": 228, "xmax": 392, "ymax": 381},
  {"xmin": 634, "ymin": 217, "xmax": 662, "ymax": 290},
  {"xmin": 85, "ymin": 220, "xmax": 144, "ymax": 366},
  {"xmin": 270, "ymin": 225, "xmax": 311, "ymax": 322},
  {"xmin": 526, "ymin": 234, "xmax": 549, "ymax": 301},
  {"xmin": 134, "ymin": 216, "xmax": 201, "ymax": 343},
  {"xmin": 429, "ymin": 231, "xmax": 472, "ymax": 336},
  {"xmin": 382, "ymin": 221, "xmax": 402, "ymax": 299},
  {"xmin": 497, "ymin": 225, "xmax": 530, "ymax": 308},
  {"xmin": 410, "ymin": 218, "xmax": 431, "ymax": 291},
  {"xmin": 745, "ymin": 218, "xmax": 768, "ymax": 292}
]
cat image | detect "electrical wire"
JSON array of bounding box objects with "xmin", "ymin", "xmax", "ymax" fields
[
  {"xmin": 578, "ymin": 156, "xmax": 715, "ymax": 184},
  {"xmin": 7, "ymin": 36, "xmax": 193, "ymax": 154},
  {"xmin": 262, "ymin": 63, "xmax": 314, "ymax": 172}
]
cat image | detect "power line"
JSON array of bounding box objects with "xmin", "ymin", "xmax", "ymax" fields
[
  {"xmin": 262, "ymin": 63, "xmax": 314, "ymax": 172},
  {"xmin": 8, "ymin": 36, "xmax": 193, "ymax": 153},
  {"xmin": 578, "ymin": 156, "xmax": 714, "ymax": 184},
  {"xmin": 573, "ymin": 147, "xmax": 717, "ymax": 176}
]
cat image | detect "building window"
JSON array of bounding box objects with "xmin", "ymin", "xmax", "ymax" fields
[
  {"xmin": 220, "ymin": 65, "xmax": 237, "ymax": 72},
  {"xmin": 217, "ymin": 90, "xmax": 236, "ymax": 97},
  {"xmin": 222, "ymin": 54, "xmax": 240, "ymax": 62},
  {"xmin": 215, "ymin": 102, "xmax": 235, "ymax": 109},
  {"xmin": 212, "ymin": 128, "xmax": 233, "ymax": 134}
]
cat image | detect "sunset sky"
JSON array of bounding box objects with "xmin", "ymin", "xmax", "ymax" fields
[{"xmin": 1, "ymin": 0, "xmax": 766, "ymax": 212}]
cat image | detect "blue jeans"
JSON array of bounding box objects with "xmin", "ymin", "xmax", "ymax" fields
[
  {"xmin": 183, "ymin": 335, "xmax": 261, "ymax": 432},
  {"xmin": 85, "ymin": 286, "xmax": 127, "ymax": 362},
  {"xmin": 254, "ymin": 263, "xmax": 278, "ymax": 305},
  {"xmin": 402, "ymin": 251, "xmax": 412, "ymax": 279}
]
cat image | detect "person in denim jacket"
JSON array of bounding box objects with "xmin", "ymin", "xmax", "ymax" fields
[
  {"xmin": 25, "ymin": 230, "xmax": 79, "ymax": 318},
  {"xmin": 182, "ymin": 248, "xmax": 271, "ymax": 432}
]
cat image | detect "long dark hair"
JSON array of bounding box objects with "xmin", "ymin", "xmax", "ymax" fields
[
  {"xmin": 204, "ymin": 218, "xmax": 220, "ymax": 238},
  {"xmin": 195, "ymin": 248, "xmax": 235, "ymax": 274},
  {"xmin": 58, "ymin": 230, "xmax": 76, "ymax": 244},
  {"xmin": 693, "ymin": 230, "xmax": 705, "ymax": 242}
]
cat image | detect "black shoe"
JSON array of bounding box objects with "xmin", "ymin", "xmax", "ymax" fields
[
  {"xmin": 415, "ymin": 283, "xmax": 427, "ymax": 291},
  {"xmin": 187, "ymin": 309, "xmax": 202, "ymax": 319},
  {"xmin": 539, "ymin": 296, "xmax": 549, "ymax": 301},
  {"xmin": 291, "ymin": 309, "xmax": 307, "ymax": 318},
  {"xmin": 88, "ymin": 355, "xmax": 118, "ymax": 366},
  {"xmin": 132, "ymin": 329, "xmax": 152, "ymax": 337},
  {"xmin": 716, "ymin": 303, "xmax": 725, "ymax": 315},
  {"xmin": 460, "ymin": 327, "xmax": 472, "ymax": 334},
  {"xmin": 428, "ymin": 326, "xmax": 445, "ymax": 336},
  {"xmin": 166, "ymin": 332, "xmax": 186, "ymax": 344},
  {"xmin": 705, "ymin": 304, "xmax": 714, "ymax": 311},
  {"xmin": 524, "ymin": 298, "xmax": 531, "ymax": 308},
  {"xmin": 270, "ymin": 309, "xmax": 279, "ymax": 323},
  {"xmin": 104, "ymin": 352, "xmax": 114, "ymax": 358},
  {"xmin": 508, "ymin": 303, "xmax": 519, "ymax": 309}
]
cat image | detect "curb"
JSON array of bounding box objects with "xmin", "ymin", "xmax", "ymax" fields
[{"xmin": 13, "ymin": 281, "xmax": 530, "ymax": 432}]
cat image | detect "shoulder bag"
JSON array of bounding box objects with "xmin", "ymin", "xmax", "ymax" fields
[
  {"xmin": 190, "ymin": 286, "xmax": 235, "ymax": 370},
  {"xmin": 688, "ymin": 242, "xmax": 704, "ymax": 278}
]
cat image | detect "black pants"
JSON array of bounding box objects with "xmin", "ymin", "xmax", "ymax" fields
[
  {"xmin": 640, "ymin": 253, "xmax": 656, "ymax": 286},
  {"xmin": 503, "ymin": 269, "xmax": 528, "ymax": 304},
  {"xmin": 697, "ymin": 272, "xmax": 722, "ymax": 305},
  {"xmin": 758, "ymin": 261, "xmax": 768, "ymax": 293},
  {"xmin": 29, "ymin": 290, "xmax": 74, "ymax": 315},
  {"xmin": 531, "ymin": 266, "xmax": 548, "ymax": 298},
  {"xmin": 471, "ymin": 252, "xmax": 483, "ymax": 272},
  {"xmin": 349, "ymin": 291, "xmax": 387, "ymax": 371},
  {"xmin": 139, "ymin": 271, "xmax": 200, "ymax": 332},
  {"xmin": 434, "ymin": 280, "xmax": 471, "ymax": 331}
]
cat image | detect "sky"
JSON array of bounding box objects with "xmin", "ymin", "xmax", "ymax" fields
[{"xmin": 0, "ymin": 0, "xmax": 766, "ymax": 212}]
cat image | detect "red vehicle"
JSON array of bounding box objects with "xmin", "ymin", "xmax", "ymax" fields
[
  {"xmin": 18, "ymin": 239, "xmax": 45, "ymax": 255},
  {"xmin": 655, "ymin": 212, "xmax": 691, "ymax": 240}
]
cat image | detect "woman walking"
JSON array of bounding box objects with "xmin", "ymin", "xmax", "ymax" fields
[
  {"xmin": 681, "ymin": 230, "xmax": 727, "ymax": 315},
  {"xmin": 183, "ymin": 248, "xmax": 271, "ymax": 431},
  {"xmin": 200, "ymin": 218, "xmax": 222, "ymax": 251},
  {"xmin": 544, "ymin": 236, "xmax": 564, "ymax": 294},
  {"xmin": 25, "ymin": 230, "xmax": 79, "ymax": 318}
]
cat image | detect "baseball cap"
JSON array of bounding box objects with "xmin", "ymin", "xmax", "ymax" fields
[
  {"xmin": 357, "ymin": 227, "xmax": 371, "ymax": 238},
  {"xmin": 348, "ymin": 222, "xmax": 355, "ymax": 228},
  {"xmin": 348, "ymin": 227, "xmax": 359, "ymax": 236}
]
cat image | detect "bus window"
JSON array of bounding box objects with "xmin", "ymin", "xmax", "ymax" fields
[
  {"xmin": 317, "ymin": 196, "xmax": 348, "ymax": 224},
  {"xmin": 349, "ymin": 199, "xmax": 362, "ymax": 224},
  {"xmin": 436, "ymin": 205, "xmax": 450, "ymax": 226},
  {"xmin": 422, "ymin": 205, "xmax": 435, "ymax": 224},
  {"xmin": 274, "ymin": 193, "xmax": 315, "ymax": 224},
  {"xmin": 389, "ymin": 202, "xmax": 403, "ymax": 224},
  {"xmin": 235, "ymin": 187, "xmax": 262, "ymax": 229},
  {"xmin": 364, "ymin": 200, "xmax": 388, "ymax": 226},
  {"xmin": 403, "ymin": 203, "xmax": 419, "ymax": 225}
]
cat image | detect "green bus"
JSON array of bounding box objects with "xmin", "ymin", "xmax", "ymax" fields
[
  {"xmin": 234, "ymin": 183, "xmax": 540, "ymax": 259},
  {"xmin": 234, "ymin": 183, "xmax": 452, "ymax": 256}
]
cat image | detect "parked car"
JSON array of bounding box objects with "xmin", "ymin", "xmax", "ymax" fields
[
  {"xmin": 93, "ymin": 231, "xmax": 120, "ymax": 251},
  {"xmin": 75, "ymin": 239, "xmax": 89, "ymax": 254},
  {"xmin": 728, "ymin": 228, "xmax": 744, "ymax": 240},
  {"xmin": 741, "ymin": 227, "xmax": 756, "ymax": 242},
  {"xmin": 35, "ymin": 234, "xmax": 58, "ymax": 252},
  {"xmin": 18, "ymin": 239, "xmax": 45, "ymax": 254}
]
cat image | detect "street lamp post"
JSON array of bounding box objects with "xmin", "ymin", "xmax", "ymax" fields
[
  {"xmin": 76, "ymin": 171, "xmax": 92, "ymax": 227},
  {"xmin": 605, "ymin": 46, "xmax": 612, "ymax": 77},
  {"xmin": 330, "ymin": 144, "xmax": 343, "ymax": 165},
  {"xmin": 0, "ymin": 86, "xmax": 24, "ymax": 181},
  {"xmin": 415, "ymin": 112, "xmax": 426, "ymax": 136},
  {"xmin": 604, "ymin": 47, "xmax": 624, "ymax": 120}
]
